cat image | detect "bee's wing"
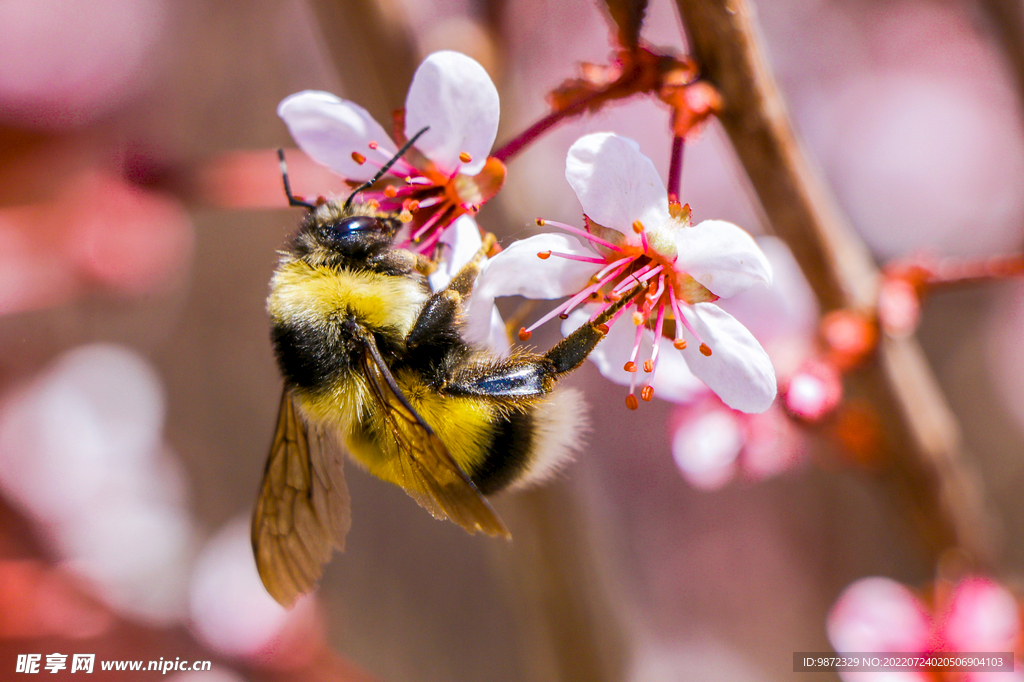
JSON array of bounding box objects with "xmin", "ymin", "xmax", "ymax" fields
[
  {"xmin": 252, "ymin": 389, "xmax": 352, "ymax": 606},
  {"xmin": 359, "ymin": 333, "xmax": 511, "ymax": 539}
]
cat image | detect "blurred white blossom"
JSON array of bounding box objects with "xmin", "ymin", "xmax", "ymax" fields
[
  {"xmin": 279, "ymin": 50, "xmax": 503, "ymax": 254},
  {"xmin": 0, "ymin": 344, "xmax": 195, "ymax": 623},
  {"xmin": 189, "ymin": 517, "xmax": 317, "ymax": 661}
]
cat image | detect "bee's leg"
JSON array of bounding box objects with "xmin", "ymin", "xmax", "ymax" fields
[
  {"xmin": 406, "ymin": 288, "xmax": 464, "ymax": 352},
  {"xmin": 445, "ymin": 286, "xmax": 647, "ymax": 396},
  {"xmin": 365, "ymin": 248, "xmax": 435, "ymax": 277},
  {"xmin": 445, "ymin": 232, "xmax": 496, "ymax": 297},
  {"xmin": 406, "ymin": 232, "xmax": 496, "ymax": 350},
  {"xmin": 544, "ymin": 283, "xmax": 646, "ymax": 376},
  {"xmin": 444, "ymin": 355, "xmax": 552, "ymax": 398},
  {"xmin": 411, "ymin": 253, "xmax": 437, "ymax": 276}
]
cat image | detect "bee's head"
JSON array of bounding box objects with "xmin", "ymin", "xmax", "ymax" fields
[{"xmin": 291, "ymin": 201, "xmax": 401, "ymax": 266}]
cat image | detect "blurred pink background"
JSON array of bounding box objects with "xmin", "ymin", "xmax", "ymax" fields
[{"xmin": 1, "ymin": 0, "xmax": 1022, "ymax": 680}]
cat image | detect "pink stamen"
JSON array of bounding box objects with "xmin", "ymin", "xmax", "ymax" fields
[
  {"xmin": 649, "ymin": 292, "xmax": 667, "ymax": 372},
  {"xmin": 626, "ymin": 368, "xmax": 639, "ymax": 409},
  {"xmin": 672, "ymin": 296, "xmax": 706, "ymax": 349},
  {"xmin": 598, "ymin": 261, "xmax": 634, "ymax": 288},
  {"xmin": 382, "ymin": 185, "xmax": 418, "ymax": 202},
  {"xmin": 628, "ymin": 318, "xmax": 644, "ymax": 365},
  {"xmin": 412, "ymin": 206, "xmax": 450, "ymax": 241},
  {"xmin": 536, "ymin": 219, "xmax": 623, "ymax": 252},
  {"xmin": 668, "ymin": 285, "xmax": 686, "ymax": 347},
  {"xmin": 525, "ymin": 297, "xmax": 579, "ymax": 333},
  {"xmin": 640, "ymin": 229, "xmax": 649, "ymax": 253},
  {"xmin": 562, "ymin": 263, "xmax": 629, "ymax": 319},
  {"xmin": 405, "ymin": 175, "xmax": 433, "ymax": 186},
  {"xmin": 612, "ymin": 263, "xmax": 655, "ymax": 295},
  {"xmin": 549, "ymin": 252, "xmax": 608, "ymax": 264},
  {"xmin": 415, "ymin": 196, "xmax": 442, "ymax": 209},
  {"xmin": 414, "ymin": 224, "xmax": 446, "ymax": 254},
  {"xmin": 649, "ymin": 273, "xmax": 666, "ymax": 303},
  {"xmin": 530, "ymin": 260, "xmax": 636, "ymax": 334},
  {"xmin": 595, "ymin": 256, "xmax": 634, "ymax": 282},
  {"xmin": 638, "ymin": 264, "xmax": 664, "ymax": 285}
]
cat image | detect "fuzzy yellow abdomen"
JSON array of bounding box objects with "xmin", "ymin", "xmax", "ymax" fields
[{"xmin": 341, "ymin": 369, "xmax": 496, "ymax": 485}]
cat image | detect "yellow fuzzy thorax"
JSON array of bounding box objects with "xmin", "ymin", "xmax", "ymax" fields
[
  {"xmin": 268, "ymin": 259, "xmax": 497, "ymax": 481},
  {"xmin": 267, "ymin": 259, "xmax": 428, "ymax": 334}
]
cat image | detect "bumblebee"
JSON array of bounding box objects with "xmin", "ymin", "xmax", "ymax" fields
[{"xmin": 252, "ymin": 133, "xmax": 634, "ymax": 606}]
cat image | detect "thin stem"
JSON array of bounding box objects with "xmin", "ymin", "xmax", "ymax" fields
[
  {"xmin": 493, "ymin": 98, "xmax": 596, "ymax": 163},
  {"xmin": 891, "ymin": 253, "xmax": 1024, "ymax": 292},
  {"xmin": 666, "ymin": 135, "xmax": 685, "ymax": 202}
]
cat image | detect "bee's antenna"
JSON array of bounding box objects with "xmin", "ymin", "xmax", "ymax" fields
[
  {"xmin": 277, "ymin": 149, "xmax": 317, "ymax": 210},
  {"xmin": 343, "ymin": 126, "xmax": 429, "ymax": 211}
]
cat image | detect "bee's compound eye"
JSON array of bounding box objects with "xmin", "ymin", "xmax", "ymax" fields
[{"xmin": 331, "ymin": 215, "xmax": 382, "ymax": 234}]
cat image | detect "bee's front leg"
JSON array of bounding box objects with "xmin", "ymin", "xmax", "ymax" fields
[{"xmin": 543, "ymin": 283, "xmax": 646, "ymax": 376}]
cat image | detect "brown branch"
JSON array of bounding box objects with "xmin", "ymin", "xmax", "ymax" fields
[
  {"xmin": 489, "ymin": 486, "xmax": 627, "ymax": 682},
  {"xmin": 673, "ymin": 0, "xmax": 999, "ymax": 569},
  {"xmin": 980, "ymin": 0, "xmax": 1024, "ymax": 110}
]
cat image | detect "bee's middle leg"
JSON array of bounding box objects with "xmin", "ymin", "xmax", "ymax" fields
[
  {"xmin": 406, "ymin": 232, "xmax": 496, "ymax": 350},
  {"xmin": 445, "ymin": 231, "xmax": 496, "ymax": 297}
]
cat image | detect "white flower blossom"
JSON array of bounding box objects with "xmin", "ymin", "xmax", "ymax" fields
[
  {"xmin": 471, "ymin": 132, "xmax": 776, "ymax": 413},
  {"xmin": 278, "ymin": 51, "xmax": 505, "ymax": 255}
]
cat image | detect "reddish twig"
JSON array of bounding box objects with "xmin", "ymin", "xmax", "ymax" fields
[
  {"xmin": 493, "ymin": 46, "xmax": 700, "ymax": 163},
  {"xmin": 494, "ymin": 107, "xmax": 589, "ymax": 163},
  {"xmin": 887, "ymin": 252, "xmax": 1024, "ymax": 293},
  {"xmin": 666, "ymin": 135, "xmax": 685, "ymax": 202}
]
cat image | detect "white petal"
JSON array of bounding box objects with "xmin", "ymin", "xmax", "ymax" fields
[
  {"xmin": 678, "ymin": 303, "xmax": 777, "ymax": 413},
  {"xmin": 475, "ymin": 233, "xmax": 598, "ymax": 302},
  {"xmin": 405, "ymin": 51, "xmax": 499, "ymax": 176},
  {"xmin": 565, "ymin": 133, "xmax": 671, "ymax": 236},
  {"xmin": 463, "ymin": 304, "xmax": 511, "ymax": 357},
  {"xmin": 428, "ymin": 215, "xmax": 481, "ymax": 292},
  {"xmin": 278, "ymin": 91, "xmax": 397, "ymax": 181},
  {"xmin": 560, "ymin": 309, "xmax": 703, "ymax": 403},
  {"xmin": 673, "ymin": 220, "xmax": 772, "ymax": 299},
  {"xmin": 465, "ymin": 234, "xmax": 596, "ymax": 354},
  {"xmin": 717, "ymin": 236, "xmax": 817, "ymax": 374}
]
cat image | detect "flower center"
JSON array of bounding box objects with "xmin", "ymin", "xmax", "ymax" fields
[
  {"xmin": 343, "ymin": 139, "xmax": 506, "ymax": 254},
  {"xmin": 522, "ymin": 217, "xmax": 718, "ymax": 409}
]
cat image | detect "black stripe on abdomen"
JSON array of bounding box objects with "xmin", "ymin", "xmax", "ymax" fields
[{"xmin": 471, "ymin": 409, "xmax": 536, "ymax": 495}]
